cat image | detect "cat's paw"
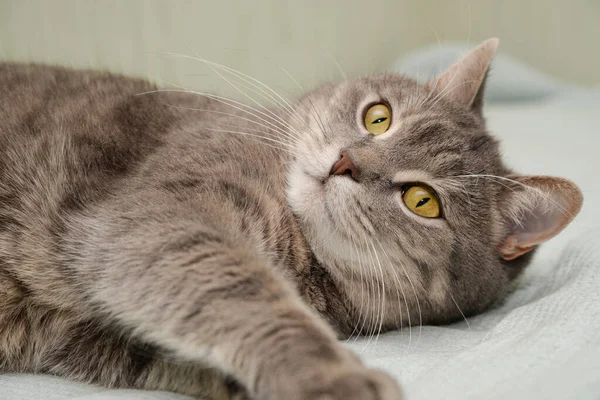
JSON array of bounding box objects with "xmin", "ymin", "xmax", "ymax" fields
[
  {"xmin": 275, "ymin": 366, "xmax": 402, "ymax": 400},
  {"xmin": 310, "ymin": 368, "xmax": 402, "ymax": 400}
]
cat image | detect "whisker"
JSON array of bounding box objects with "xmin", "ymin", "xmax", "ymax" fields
[
  {"xmin": 376, "ymin": 238, "xmax": 415, "ymax": 352},
  {"xmin": 427, "ymin": 79, "xmax": 482, "ymax": 110},
  {"xmin": 157, "ymin": 102, "xmax": 302, "ymax": 147},
  {"xmin": 449, "ymin": 293, "xmax": 471, "ymax": 329},
  {"xmin": 360, "ymin": 240, "xmax": 376, "ymax": 348},
  {"xmin": 368, "ymin": 239, "xmax": 386, "ymax": 347},
  {"xmin": 206, "ymin": 128, "xmax": 295, "ymax": 151},
  {"xmin": 138, "ymin": 87, "xmax": 302, "ymax": 146},
  {"xmin": 322, "ymin": 46, "xmax": 348, "ymax": 81},
  {"xmin": 360, "ymin": 233, "xmax": 382, "ymax": 350},
  {"xmin": 281, "ymin": 67, "xmax": 329, "ymax": 138},
  {"xmin": 378, "ymin": 243, "xmax": 404, "ymax": 346},
  {"xmin": 166, "ymin": 49, "xmax": 308, "ymax": 138}
]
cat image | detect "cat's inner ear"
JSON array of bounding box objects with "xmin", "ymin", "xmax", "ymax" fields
[
  {"xmin": 426, "ymin": 38, "xmax": 499, "ymax": 112},
  {"xmin": 497, "ymin": 176, "xmax": 583, "ymax": 261}
]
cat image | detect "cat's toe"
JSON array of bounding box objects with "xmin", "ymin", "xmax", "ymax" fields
[{"xmin": 297, "ymin": 367, "xmax": 403, "ymax": 400}]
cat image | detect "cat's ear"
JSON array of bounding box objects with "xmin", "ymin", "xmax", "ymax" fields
[
  {"xmin": 427, "ymin": 38, "xmax": 499, "ymax": 113},
  {"xmin": 497, "ymin": 176, "xmax": 583, "ymax": 261}
]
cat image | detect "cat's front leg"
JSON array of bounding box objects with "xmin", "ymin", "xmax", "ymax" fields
[{"xmin": 75, "ymin": 220, "xmax": 402, "ymax": 399}]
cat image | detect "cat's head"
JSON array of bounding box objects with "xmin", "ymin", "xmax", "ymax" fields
[{"xmin": 286, "ymin": 39, "xmax": 583, "ymax": 330}]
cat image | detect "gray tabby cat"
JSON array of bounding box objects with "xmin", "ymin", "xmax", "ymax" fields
[{"xmin": 0, "ymin": 39, "xmax": 582, "ymax": 400}]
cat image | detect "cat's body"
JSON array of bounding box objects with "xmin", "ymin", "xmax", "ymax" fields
[{"xmin": 0, "ymin": 40, "xmax": 582, "ymax": 400}]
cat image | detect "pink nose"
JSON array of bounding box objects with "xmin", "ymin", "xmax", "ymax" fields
[{"xmin": 330, "ymin": 152, "xmax": 357, "ymax": 180}]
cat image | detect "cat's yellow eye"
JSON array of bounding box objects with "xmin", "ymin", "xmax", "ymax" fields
[
  {"xmin": 402, "ymin": 185, "xmax": 441, "ymax": 218},
  {"xmin": 364, "ymin": 104, "xmax": 391, "ymax": 135}
]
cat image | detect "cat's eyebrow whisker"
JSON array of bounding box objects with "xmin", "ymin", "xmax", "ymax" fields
[
  {"xmin": 427, "ymin": 78, "xmax": 481, "ymax": 110},
  {"xmin": 418, "ymin": 49, "xmax": 465, "ymax": 111},
  {"xmin": 416, "ymin": 67, "xmax": 442, "ymax": 110}
]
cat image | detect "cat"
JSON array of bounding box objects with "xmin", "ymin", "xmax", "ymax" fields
[{"xmin": 0, "ymin": 38, "xmax": 582, "ymax": 400}]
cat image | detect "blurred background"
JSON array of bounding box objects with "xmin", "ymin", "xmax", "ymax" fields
[{"xmin": 1, "ymin": 0, "xmax": 598, "ymax": 99}]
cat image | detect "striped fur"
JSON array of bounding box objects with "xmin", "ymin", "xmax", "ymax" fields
[{"xmin": 0, "ymin": 39, "xmax": 581, "ymax": 400}]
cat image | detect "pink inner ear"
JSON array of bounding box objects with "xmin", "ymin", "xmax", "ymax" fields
[
  {"xmin": 512, "ymin": 205, "xmax": 566, "ymax": 245},
  {"xmin": 498, "ymin": 177, "xmax": 583, "ymax": 261},
  {"xmin": 500, "ymin": 206, "xmax": 564, "ymax": 260}
]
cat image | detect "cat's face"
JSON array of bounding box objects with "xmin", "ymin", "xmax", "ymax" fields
[{"xmin": 286, "ymin": 39, "xmax": 582, "ymax": 330}]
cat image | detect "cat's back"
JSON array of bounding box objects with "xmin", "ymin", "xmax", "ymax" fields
[
  {"xmin": 0, "ymin": 63, "xmax": 290, "ymax": 278},
  {"xmin": 0, "ymin": 63, "xmax": 188, "ymax": 287}
]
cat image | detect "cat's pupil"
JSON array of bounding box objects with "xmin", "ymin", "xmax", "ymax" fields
[
  {"xmin": 372, "ymin": 117, "xmax": 387, "ymax": 124},
  {"xmin": 416, "ymin": 198, "xmax": 430, "ymax": 208}
]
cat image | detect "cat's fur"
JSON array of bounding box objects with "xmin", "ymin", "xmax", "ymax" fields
[{"xmin": 0, "ymin": 39, "xmax": 582, "ymax": 399}]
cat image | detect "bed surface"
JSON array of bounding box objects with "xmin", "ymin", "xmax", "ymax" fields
[{"xmin": 2, "ymin": 50, "xmax": 599, "ymax": 400}]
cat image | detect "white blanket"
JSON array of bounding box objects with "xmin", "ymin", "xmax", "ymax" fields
[{"xmin": 2, "ymin": 51, "xmax": 599, "ymax": 399}]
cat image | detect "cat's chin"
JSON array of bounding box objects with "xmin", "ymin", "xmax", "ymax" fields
[{"xmin": 287, "ymin": 166, "xmax": 327, "ymax": 220}]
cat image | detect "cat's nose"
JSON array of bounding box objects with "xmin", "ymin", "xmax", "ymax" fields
[{"xmin": 330, "ymin": 152, "xmax": 358, "ymax": 180}]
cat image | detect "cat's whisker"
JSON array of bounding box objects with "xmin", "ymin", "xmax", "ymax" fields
[
  {"xmin": 281, "ymin": 67, "xmax": 329, "ymax": 138},
  {"xmin": 376, "ymin": 240, "xmax": 404, "ymax": 345},
  {"xmin": 310, "ymin": 225, "xmax": 340, "ymax": 251},
  {"xmin": 360, "ymin": 234, "xmax": 384, "ymax": 350},
  {"xmin": 222, "ymin": 79, "xmax": 310, "ymax": 136},
  {"xmin": 449, "ymin": 293, "xmax": 471, "ymax": 329},
  {"xmin": 345, "ymin": 236, "xmax": 364, "ymax": 342},
  {"xmin": 205, "ymin": 128, "xmax": 295, "ymax": 152},
  {"xmin": 215, "ymin": 122, "xmax": 302, "ymax": 148},
  {"xmin": 355, "ymin": 241, "xmax": 377, "ymax": 348},
  {"xmin": 138, "ymin": 88, "xmax": 302, "ymax": 147},
  {"xmin": 164, "ymin": 72, "xmax": 305, "ymax": 143},
  {"xmin": 388, "ymin": 233, "xmax": 414, "ymax": 350},
  {"xmin": 350, "ymin": 245, "xmax": 367, "ymax": 342},
  {"xmin": 398, "ymin": 259, "xmax": 422, "ymax": 349},
  {"xmin": 164, "ymin": 49, "xmax": 311, "ymax": 133},
  {"xmin": 368, "ymin": 239, "xmax": 386, "ymax": 347},
  {"xmin": 154, "ymin": 77, "xmax": 299, "ymax": 140},
  {"xmin": 322, "ymin": 46, "xmax": 348, "ymax": 82},
  {"xmin": 157, "ymin": 102, "xmax": 302, "ymax": 148},
  {"xmin": 163, "ymin": 51, "xmax": 307, "ymax": 141},
  {"xmin": 380, "ymin": 242, "xmax": 412, "ymax": 351},
  {"xmin": 350, "ymin": 241, "xmax": 371, "ymax": 343},
  {"xmin": 375, "ymin": 238, "xmax": 418, "ymax": 351},
  {"xmin": 360, "ymin": 241, "xmax": 376, "ymax": 348}
]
